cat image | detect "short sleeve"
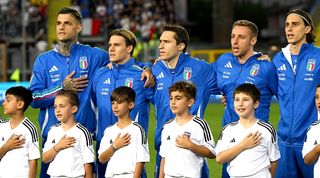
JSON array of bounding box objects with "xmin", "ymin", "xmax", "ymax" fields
[
  {"xmin": 215, "ymin": 127, "xmax": 229, "ymax": 155},
  {"xmin": 42, "ymin": 128, "xmax": 55, "ymax": 153},
  {"xmin": 136, "ymin": 127, "xmax": 150, "ymax": 163},
  {"xmin": 98, "ymin": 129, "xmax": 112, "ymax": 157},
  {"xmin": 27, "ymin": 132, "xmax": 40, "ymax": 160},
  {"xmin": 267, "ymin": 131, "xmax": 280, "ymax": 162},
  {"xmin": 302, "ymin": 126, "xmax": 317, "ymax": 158},
  {"xmin": 159, "ymin": 126, "xmax": 168, "ymax": 158},
  {"xmin": 80, "ymin": 131, "xmax": 95, "ymax": 164},
  {"xmin": 199, "ymin": 121, "xmax": 215, "ymax": 155}
]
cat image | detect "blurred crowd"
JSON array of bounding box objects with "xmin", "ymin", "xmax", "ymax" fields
[
  {"xmin": 0, "ymin": 0, "xmax": 176, "ymax": 44},
  {"xmin": 71, "ymin": 0, "xmax": 176, "ymax": 42},
  {"xmin": 0, "ymin": 0, "xmax": 47, "ymax": 40}
]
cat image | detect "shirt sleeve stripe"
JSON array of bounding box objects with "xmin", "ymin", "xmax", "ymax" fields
[
  {"xmin": 193, "ymin": 117, "xmax": 212, "ymax": 142},
  {"xmin": 23, "ymin": 119, "xmax": 39, "ymax": 143},
  {"xmin": 257, "ymin": 121, "xmax": 277, "ymax": 143},
  {"xmin": 133, "ymin": 122, "xmax": 147, "ymax": 144},
  {"xmin": 76, "ymin": 124, "xmax": 93, "ymax": 146}
]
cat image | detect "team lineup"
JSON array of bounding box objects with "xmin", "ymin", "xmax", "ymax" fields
[{"xmin": 0, "ymin": 6, "xmax": 319, "ymax": 178}]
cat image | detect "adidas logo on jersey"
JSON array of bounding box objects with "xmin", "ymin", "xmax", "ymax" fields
[
  {"xmin": 230, "ymin": 138, "xmax": 236, "ymax": 143},
  {"xmin": 224, "ymin": 61, "xmax": 232, "ymax": 68},
  {"xmin": 1, "ymin": 137, "xmax": 4, "ymax": 141},
  {"xmin": 314, "ymin": 140, "xmax": 318, "ymax": 145},
  {"xmin": 110, "ymin": 139, "xmax": 113, "ymax": 144},
  {"xmin": 278, "ymin": 64, "xmax": 286, "ymax": 71},
  {"xmin": 49, "ymin": 65, "xmax": 58, "ymax": 72},
  {"xmin": 156, "ymin": 72, "xmax": 164, "ymax": 79},
  {"xmin": 103, "ymin": 78, "xmax": 111, "ymax": 84},
  {"xmin": 167, "ymin": 135, "xmax": 170, "ymax": 140},
  {"xmin": 52, "ymin": 139, "xmax": 55, "ymax": 144}
]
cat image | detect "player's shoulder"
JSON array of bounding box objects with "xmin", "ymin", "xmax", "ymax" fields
[
  {"xmin": 216, "ymin": 52, "xmax": 234, "ymax": 62},
  {"xmin": 132, "ymin": 122, "xmax": 147, "ymax": 142},
  {"xmin": 75, "ymin": 123, "xmax": 91, "ymax": 134},
  {"xmin": 22, "ymin": 118, "xmax": 39, "ymax": 142},
  {"xmin": 222, "ymin": 121, "xmax": 239, "ymax": 131},
  {"xmin": 0, "ymin": 119, "xmax": 9, "ymax": 126},
  {"xmin": 257, "ymin": 120, "xmax": 277, "ymax": 136},
  {"xmin": 192, "ymin": 116, "xmax": 210, "ymax": 127},
  {"xmin": 49, "ymin": 123, "xmax": 62, "ymax": 132},
  {"xmin": 22, "ymin": 118, "xmax": 38, "ymax": 130},
  {"xmin": 163, "ymin": 118, "xmax": 175, "ymax": 128},
  {"xmin": 307, "ymin": 120, "xmax": 320, "ymax": 132},
  {"xmin": 35, "ymin": 49, "xmax": 56, "ymax": 61}
]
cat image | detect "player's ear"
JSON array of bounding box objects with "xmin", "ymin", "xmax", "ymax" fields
[
  {"xmin": 128, "ymin": 101, "xmax": 135, "ymax": 110},
  {"xmin": 178, "ymin": 43, "xmax": 185, "ymax": 52},
  {"xmin": 76, "ymin": 23, "xmax": 82, "ymax": 33},
  {"xmin": 72, "ymin": 105, "xmax": 78, "ymax": 114},
  {"xmin": 188, "ymin": 98, "xmax": 195, "ymax": 108},
  {"xmin": 254, "ymin": 100, "xmax": 259, "ymax": 109},
  {"xmin": 250, "ymin": 36, "xmax": 257, "ymax": 46},
  {"xmin": 17, "ymin": 100, "xmax": 25, "ymax": 110},
  {"xmin": 305, "ymin": 26, "xmax": 312, "ymax": 34}
]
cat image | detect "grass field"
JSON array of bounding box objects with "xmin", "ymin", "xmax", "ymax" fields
[{"xmin": 0, "ymin": 103, "xmax": 280, "ymax": 178}]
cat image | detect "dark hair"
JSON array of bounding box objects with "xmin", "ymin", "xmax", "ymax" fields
[
  {"xmin": 109, "ymin": 29, "xmax": 137, "ymax": 56},
  {"xmin": 169, "ymin": 81, "xmax": 196, "ymax": 99},
  {"xmin": 233, "ymin": 83, "xmax": 260, "ymax": 103},
  {"xmin": 58, "ymin": 7, "xmax": 82, "ymax": 23},
  {"xmin": 287, "ymin": 9, "xmax": 315, "ymax": 43},
  {"xmin": 56, "ymin": 89, "xmax": 79, "ymax": 107},
  {"xmin": 111, "ymin": 86, "xmax": 136, "ymax": 103},
  {"xmin": 232, "ymin": 20, "xmax": 258, "ymax": 38},
  {"xmin": 5, "ymin": 86, "xmax": 33, "ymax": 111},
  {"xmin": 163, "ymin": 24, "xmax": 189, "ymax": 53}
]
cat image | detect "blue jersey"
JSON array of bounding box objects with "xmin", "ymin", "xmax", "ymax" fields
[
  {"xmin": 152, "ymin": 53, "xmax": 218, "ymax": 150},
  {"xmin": 91, "ymin": 58, "xmax": 153, "ymax": 142},
  {"xmin": 213, "ymin": 53, "xmax": 278, "ymax": 126},
  {"xmin": 29, "ymin": 44, "xmax": 109, "ymax": 140},
  {"xmin": 273, "ymin": 43, "xmax": 320, "ymax": 145}
]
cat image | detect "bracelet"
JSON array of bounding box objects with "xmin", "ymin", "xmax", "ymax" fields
[
  {"xmin": 111, "ymin": 144, "xmax": 118, "ymax": 152},
  {"xmin": 53, "ymin": 145, "xmax": 59, "ymax": 152}
]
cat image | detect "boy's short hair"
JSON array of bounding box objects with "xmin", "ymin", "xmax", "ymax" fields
[
  {"xmin": 111, "ymin": 86, "xmax": 136, "ymax": 103},
  {"xmin": 58, "ymin": 7, "xmax": 82, "ymax": 23},
  {"xmin": 56, "ymin": 89, "xmax": 79, "ymax": 107},
  {"xmin": 169, "ymin": 81, "xmax": 196, "ymax": 99},
  {"xmin": 233, "ymin": 83, "xmax": 260, "ymax": 103},
  {"xmin": 5, "ymin": 86, "xmax": 33, "ymax": 111}
]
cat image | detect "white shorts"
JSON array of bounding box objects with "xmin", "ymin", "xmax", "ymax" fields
[
  {"xmin": 51, "ymin": 176, "xmax": 83, "ymax": 178},
  {"xmin": 230, "ymin": 167, "xmax": 271, "ymax": 178},
  {"xmin": 107, "ymin": 173, "xmax": 134, "ymax": 178},
  {"xmin": 165, "ymin": 175, "xmax": 199, "ymax": 178}
]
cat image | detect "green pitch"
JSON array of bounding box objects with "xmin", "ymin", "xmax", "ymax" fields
[{"xmin": 0, "ymin": 103, "xmax": 280, "ymax": 178}]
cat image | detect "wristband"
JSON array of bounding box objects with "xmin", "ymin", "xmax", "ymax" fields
[
  {"xmin": 53, "ymin": 145, "xmax": 59, "ymax": 152},
  {"xmin": 111, "ymin": 144, "xmax": 118, "ymax": 152}
]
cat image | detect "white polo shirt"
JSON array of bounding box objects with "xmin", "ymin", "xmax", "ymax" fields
[
  {"xmin": 98, "ymin": 122, "xmax": 149, "ymax": 178},
  {"xmin": 0, "ymin": 118, "xmax": 40, "ymax": 178},
  {"xmin": 159, "ymin": 116, "xmax": 215, "ymax": 178},
  {"xmin": 302, "ymin": 120, "xmax": 320, "ymax": 178},
  {"xmin": 215, "ymin": 120, "xmax": 280, "ymax": 177},
  {"xmin": 43, "ymin": 123, "xmax": 94, "ymax": 177}
]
